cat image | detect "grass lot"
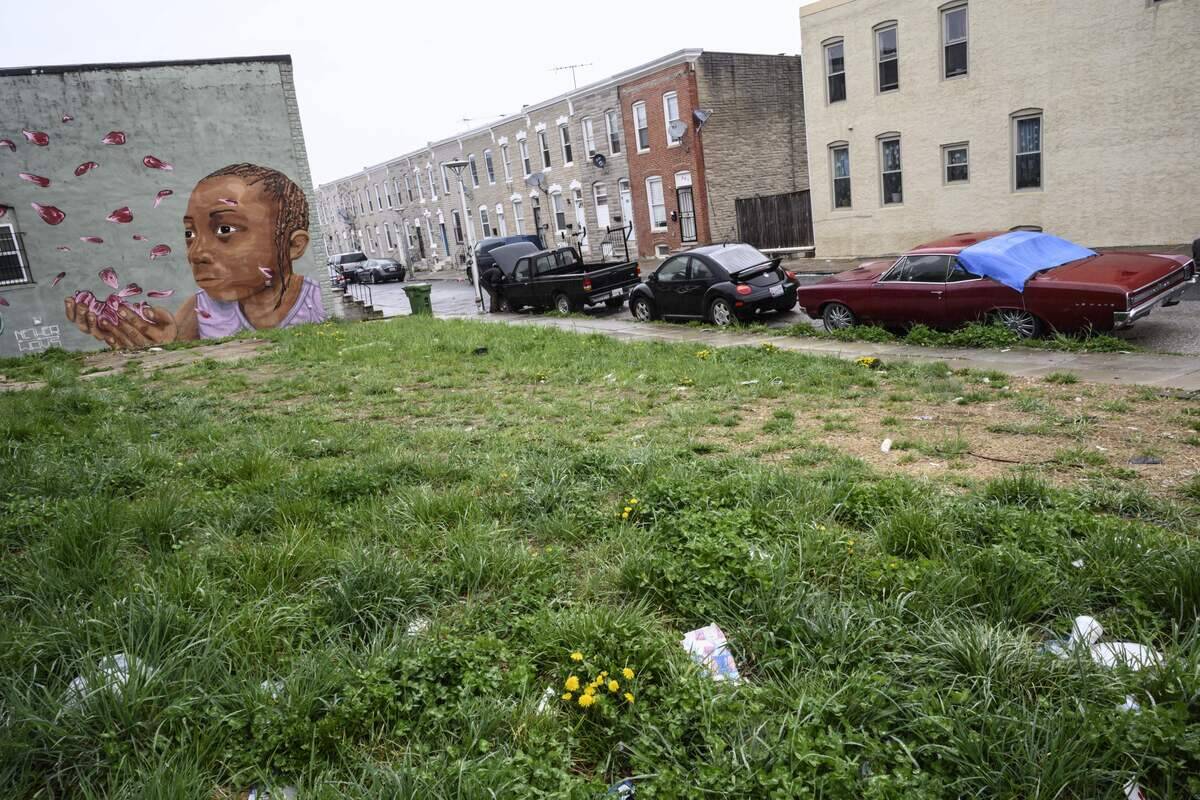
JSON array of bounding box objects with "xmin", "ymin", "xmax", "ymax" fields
[
  {"xmin": 1, "ymin": 317, "xmax": 1198, "ymax": 798},
  {"xmin": 774, "ymin": 321, "xmax": 1138, "ymax": 353}
]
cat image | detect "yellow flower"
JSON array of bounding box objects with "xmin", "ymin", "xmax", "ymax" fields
[
  {"xmin": 622, "ymin": 512, "xmax": 629, "ymax": 519},
  {"xmin": 622, "ymin": 668, "xmax": 635, "ymax": 680},
  {"xmin": 599, "ymin": 671, "xmax": 608, "ymax": 678},
  {"xmin": 623, "ymin": 506, "xmax": 632, "ymax": 513},
  {"xmin": 564, "ymin": 675, "xmax": 580, "ymax": 692},
  {"xmin": 578, "ymin": 693, "xmax": 595, "ymax": 708},
  {"xmin": 584, "ymin": 685, "xmax": 597, "ymax": 696},
  {"xmin": 623, "ymin": 693, "xmax": 634, "ymax": 704},
  {"xmin": 630, "ymin": 499, "xmax": 638, "ymax": 505},
  {"xmin": 562, "ymin": 692, "xmax": 573, "ymax": 701},
  {"xmin": 570, "ymin": 651, "xmax": 584, "ymax": 662},
  {"xmin": 607, "ymin": 680, "xmax": 620, "ymax": 693}
]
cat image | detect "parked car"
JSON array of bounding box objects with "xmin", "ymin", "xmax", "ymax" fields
[
  {"xmin": 795, "ymin": 231, "xmax": 1196, "ymax": 337},
  {"xmin": 628, "ymin": 243, "xmax": 799, "ymax": 326},
  {"xmin": 469, "ymin": 234, "xmax": 543, "ymax": 284},
  {"xmin": 351, "ymin": 258, "xmax": 406, "ymax": 284},
  {"xmin": 490, "ymin": 242, "xmax": 639, "ymax": 313},
  {"xmin": 329, "ymin": 251, "xmax": 367, "ymax": 269}
]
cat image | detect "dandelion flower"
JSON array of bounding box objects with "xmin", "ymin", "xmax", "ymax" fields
[
  {"xmin": 624, "ymin": 506, "xmax": 632, "ymax": 513},
  {"xmin": 564, "ymin": 675, "xmax": 580, "ymax": 692},
  {"xmin": 624, "ymin": 693, "xmax": 634, "ymax": 704},
  {"xmin": 622, "ymin": 512, "xmax": 629, "ymax": 519},
  {"xmin": 570, "ymin": 651, "xmax": 584, "ymax": 662},
  {"xmin": 584, "ymin": 685, "xmax": 597, "ymax": 696},
  {"xmin": 622, "ymin": 667, "xmax": 635, "ymax": 680},
  {"xmin": 578, "ymin": 694, "xmax": 595, "ymax": 708},
  {"xmin": 607, "ymin": 680, "xmax": 620, "ymax": 693},
  {"xmin": 562, "ymin": 692, "xmax": 573, "ymax": 701},
  {"xmin": 630, "ymin": 499, "xmax": 638, "ymax": 505}
]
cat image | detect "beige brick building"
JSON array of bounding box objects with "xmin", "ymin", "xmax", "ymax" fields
[{"xmin": 799, "ymin": 0, "xmax": 1200, "ymax": 258}]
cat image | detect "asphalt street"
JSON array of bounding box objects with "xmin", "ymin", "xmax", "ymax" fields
[{"xmin": 367, "ymin": 275, "xmax": 1200, "ymax": 355}]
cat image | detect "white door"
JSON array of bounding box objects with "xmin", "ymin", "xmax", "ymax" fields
[
  {"xmin": 573, "ymin": 189, "xmax": 589, "ymax": 252},
  {"xmin": 593, "ymin": 183, "xmax": 613, "ymax": 258},
  {"xmin": 618, "ymin": 179, "xmax": 636, "ymax": 242}
]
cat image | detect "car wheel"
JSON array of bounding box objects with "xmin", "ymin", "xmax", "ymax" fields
[
  {"xmin": 554, "ymin": 293, "xmax": 574, "ymax": 314},
  {"xmin": 605, "ymin": 297, "xmax": 626, "ymax": 309},
  {"xmin": 709, "ymin": 297, "xmax": 735, "ymax": 326},
  {"xmin": 992, "ymin": 308, "xmax": 1042, "ymax": 339},
  {"xmin": 498, "ymin": 296, "xmax": 512, "ymax": 313},
  {"xmin": 822, "ymin": 302, "xmax": 857, "ymax": 331},
  {"xmin": 368, "ymin": 272, "xmax": 378, "ymax": 284},
  {"xmin": 631, "ymin": 296, "xmax": 657, "ymax": 321}
]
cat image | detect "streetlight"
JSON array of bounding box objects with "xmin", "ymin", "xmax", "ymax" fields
[{"xmin": 442, "ymin": 159, "xmax": 483, "ymax": 311}]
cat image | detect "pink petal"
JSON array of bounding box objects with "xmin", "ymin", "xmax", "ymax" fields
[
  {"xmin": 56, "ymin": 245, "xmax": 71, "ymax": 252},
  {"xmin": 22, "ymin": 130, "xmax": 49, "ymax": 146},
  {"xmin": 0, "ymin": 139, "xmax": 15, "ymax": 152},
  {"xmin": 132, "ymin": 234, "xmax": 147, "ymax": 241},
  {"xmin": 101, "ymin": 131, "xmax": 126, "ymax": 145},
  {"xmin": 147, "ymin": 289, "xmax": 175, "ymax": 299},
  {"xmin": 74, "ymin": 161, "xmax": 99, "ymax": 177},
  {"xmin": 142, "ymin": 155, "xmax": 173, "ymax": 171},
  {"xmin": 153, "ymin": 189, "xmax": 173, "ymax": 207},
  {"xmin": 31, "ymin": 202, "xmax": 65, "ymax": 225},
  {"xmin": 52, "ymin": 271, "xmax": 67, "ymax": 287},
  {"xmin": 99, "ymin": 268, "xmax": 119, "ymax": 290},
  {"xmin": 19, "ymin": 172, "xmax": 51, "ymax": 188},
  {"xmin": 62, "ymin": 114, "xmax": 74, "ymax": 123},
  {"xmin": 0, "ymin": 296, "xmax": 9, "ymax": 307},
  {"xmin": 128, "ymin": 301, "xmax": 155, "ymax": 322},
  {"xmin": 106, "ymin": 207, "xmax": 133, "ymax": 224},
  {"xmin": 219, "ymin": 198, "xmax": 239, "ymax": 206},
  {"xmin": 0, "ymin": 205, "xmax": 8, "ymax": 219},
  {"xmin": 118, "ymin": 283, "xmax": 143, "ymax": 298},
  {"xmin": 149, "ymin": 244, "xmax": 172, "ymax": 259},
  {"xmin": 259, "ymin": 266, "xmax": 275, "ymax": 285},
  {"xmin": 81, "ymin": 236, "xmax": 104, "ymax": 244},
  {"xmin": 197, "ymin": 308, "xmax": 212, "ymax": 319}
]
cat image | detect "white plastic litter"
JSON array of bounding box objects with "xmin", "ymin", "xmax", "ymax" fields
[
  {"xmin": 1124, "ymin": 780, "xmax": 1146, "ymax": 800},
  {"xmin": 1071, "ymin": 559, "xmax": 1085, "ymax": 568},
  {"xmin": 914, "ymin": 415, "xmax": 934, "ymax": 421},
  {"xmin": 1118, "ymin": 695, "xmax": 1142, "ymax": 714},
  {"xmin": 260, "ymin": 680, "xmax": 285, "ymax": 700},
  {"xmin": 405, "ymin": 617, "xmax": 430, "ymax": 636},
  {"xmin": 880, "ymin": 438, "xmax": 893, "ymax": 453},
  {"xmin": 536, "ymin": 686, "xmax": 557, "ymax": 713},
  {"xmin": 682, "ymin": 624, "xmax": 741, "ymax": 683},
  {"xmin": 953, "ymin": 396, "xmax": 966, "ymax": 404},
  {"xmin": 739, "ymin": 379, "xmax": 759, "ymax": 385},
  {"xmin": 982, "ymin": 377, "xmax": 990, "ymax": 384},
  {"xmin": 64, "ymin": 653, "xmax": 156, "ymax": 707},
  {"xmin": 247, "ymin": 786, "xmax": 297, "ymax": 800},
  {"xmin": 1044, "ymin": 616, "xmax": 1163, "ymax": 671}
]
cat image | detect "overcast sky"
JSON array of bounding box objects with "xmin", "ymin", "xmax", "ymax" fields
[{"xmin": 1, "ymin": 0, "xmax": 816, "ymax": 186}]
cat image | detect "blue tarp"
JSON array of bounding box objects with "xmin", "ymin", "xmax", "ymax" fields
[{"xmin": 957, "ymin": 232, "xmax": 1096, "ymax": 292}]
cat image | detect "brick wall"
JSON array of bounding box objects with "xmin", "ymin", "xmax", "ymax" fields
[{"xmin": 696, "ymin": 52, "xmax": 809, "ymax": 245}]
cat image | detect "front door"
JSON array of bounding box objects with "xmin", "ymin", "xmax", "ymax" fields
[
  {"xmin": 573, "ymin": 189, "xmax": 589, "ymax": 253},
  {"xmin": 618, "ymin": 179, "xmax": 636, "ymax": 242},
  {"xmin": 531, "ymin": 197, "xmax": 544, "ymax": 240},
  {"xmin": 677, "ymin": 186, "xmax": 697, "ymax": 243},
  {"xmin": 866, "ymin": 255, "xmax": 948, "ymax": 326},
  {"xmin": 593, "ymin": 184, "xmax": 613, "ymax": 258},
  {"xmin": 415, "ymin": 224, "xmax": 426, "ymax": 260}
]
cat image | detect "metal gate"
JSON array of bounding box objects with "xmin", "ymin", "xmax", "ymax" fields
[
  {"xmin": 677, "ymin": 186, "xmax": 697, "ymax": 243},
  {"xmin": 734, "ymin": 190, "xmax": 813, "ymax": 250}
]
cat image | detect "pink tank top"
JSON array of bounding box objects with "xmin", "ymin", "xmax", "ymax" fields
[{"xmin": 195, "ymin": 276, "xmax": 325, "ymax": 338}]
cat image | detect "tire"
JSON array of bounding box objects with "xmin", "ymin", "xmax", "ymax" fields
[
  {"xmin": 554, "ymin": 293, "xmax": 574, "ymax": 314},
  {"xmin": 631, "ymin": 296, "xmax": 657, "ymax": 321},
  {"xmin": 368, "ymin": 271, "xmax": 378, "ymax": 285},
  {"xmin": 497, "ymin": 296, "xmax": 512, "ymax": 313},
  {"xmin": 992, "ymin": 308, "xmax": 1042, "ymax": 339},
  {"xmin": 709, "ymin": 297, "xmax": 735, "ymax": 327},
  {"xmin": 822, "ymin": 302, "xmax": 857, "ymax": 331},
  {"xmin": 605, "ymin": 297, "xmax": 626, "ymax": 309}
]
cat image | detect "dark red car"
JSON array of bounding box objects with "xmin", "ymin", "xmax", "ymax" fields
[{"xmin": 797, "ymin": 231, "xmax": 1195, "ymax": 337}]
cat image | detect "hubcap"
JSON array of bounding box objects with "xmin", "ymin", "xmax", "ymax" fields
[
  {"xmin": 557, "ymin": 297, "xmax": 570, "ymax": 313},
  {"xmin": 635, "ymin": 301, "xmax": 651, "ymax": 321},
  {"xmin": 712, "ymin": 302, "xmax": 732, "ymax": 326},
  {"xmin": 996, "ymin": 310, "xmax": 1037, "ymax": 338},
  {"xmin": 825, "ymin": 304, "xmax": 854, "ymax": 330}
]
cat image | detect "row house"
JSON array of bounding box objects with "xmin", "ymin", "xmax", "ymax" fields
[{"xmin": 318, "ymin": 49, "xmax": 811, "ymax": 267}]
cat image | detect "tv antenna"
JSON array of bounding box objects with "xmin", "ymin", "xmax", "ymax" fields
[{"xmin": 551, "ymin": 62, "xmax": 592, "ymax": 89}]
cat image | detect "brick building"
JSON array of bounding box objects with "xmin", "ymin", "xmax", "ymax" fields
[{"xmin": 317, "ymin": 49, "xmax": 810, "ymax": 268}]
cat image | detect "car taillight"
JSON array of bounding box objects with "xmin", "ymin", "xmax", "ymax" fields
[
  {"xmin": 785, "ymin": 270, "xmax": 797, "ymax": 281},
  {"xmin": 635, "ymin": 265, "xmax": 641, "ymax": 276},
  {"xmin": 735, "ymin": 284, "xmax": 752, "ymax": 296},
  {"xmin": 583, "ymin": 278, "xmax": 593, "ymax": 291}
]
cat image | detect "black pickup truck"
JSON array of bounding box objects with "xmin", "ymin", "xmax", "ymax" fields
[{"xmin": 490, "ymin": 243, "xmax": 640, "ymax": 314}]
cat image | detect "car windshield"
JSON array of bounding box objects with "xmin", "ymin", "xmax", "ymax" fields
[{"xmin": 705, "ymin": 244, "xmax": 769, "ymax": 272}]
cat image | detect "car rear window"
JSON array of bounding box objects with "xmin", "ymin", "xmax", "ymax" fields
[{"xmin": 707, "ymin": 244, "xmax": 769, "ymax": 272}]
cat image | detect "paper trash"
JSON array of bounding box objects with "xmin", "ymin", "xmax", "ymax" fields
[
  {"xmin": 682, "ymin": 624, "xmax": 741, "ymax": 683},
  {"xmin": 1043, "ymin": 615, "xmax": 1163, "ymax": 671}
]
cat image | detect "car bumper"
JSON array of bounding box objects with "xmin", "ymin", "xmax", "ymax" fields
[
  {"xmin": 1113, "ymin": 275, "xmax": 1195, "ymax": 329},
  {"xmin": 735, "ymin": 286, "xmax": 798, "ymax": 314},
  {"xmin": 588, "ymin": 283, "xmax": 637, "ymax": 303}
]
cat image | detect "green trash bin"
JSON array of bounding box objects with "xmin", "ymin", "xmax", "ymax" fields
[{"xmin": 405, "ymin": 283, "xmax": 433, "ymax": 316}]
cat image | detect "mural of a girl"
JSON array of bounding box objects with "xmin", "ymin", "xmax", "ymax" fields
[{"xmin": 65, "ymin": 163, "xmax": 325, "ymax": 347}]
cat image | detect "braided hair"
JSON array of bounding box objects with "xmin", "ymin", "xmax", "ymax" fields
[{"xmin": 202, "ymin": 163, "xmax": 309, "ymax": 309}]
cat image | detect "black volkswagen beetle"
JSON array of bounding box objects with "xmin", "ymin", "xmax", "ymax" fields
[{"xmin": 628, "ymin": 243, "xmax": 798, "ymax": 325}]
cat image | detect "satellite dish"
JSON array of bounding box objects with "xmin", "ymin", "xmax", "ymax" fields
[
  {"xmin": 524, "ymin": 173, "xmax": 545, "ymax": 189},
  {"xmin": 591, "ymin": 153, "xmax": 607, "ymax": 169},
  {"xmin": 668, "ymin": 119, "xmax": 688, "ymax": 140},
  {"xmin": 693, "ymin": 109, "xmax": 712, "ymax": 131}
]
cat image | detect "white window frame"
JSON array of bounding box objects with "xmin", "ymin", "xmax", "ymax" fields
[
  {"xmin": 519, "ymin": 139, "xmax": 532, "ymax": 176},
  {"xmin": 384, "ymin": 221, "xmax": 395, "ymax": 249},
  {"xmin": 581, "ymin": 117, "xmax": 596, "ymax": 156},
  {"xmin": 427, "ymin": 166, "xmax": 437, "ymax": 200},
  {"xmin": 0, "ymin": 223, "xmax": 32, "ymax": 286},
  {"xmin": 479, "ymin": 205, "xmax": 491, "ymax": 237},
  {"xmin": 538, "ymin": 130, "xmax": 552, "ymax": 170},
  {"xmin": 496, "ymin": 203, "xmax": 507, "ymax": 236},
  {"xmin": 559, "ymin": 124, "xmax": 573, "ymax": 165},
  {"xmin": 374, "ymin": 185, "xmax": 382, "ymax": 210},
  {"xmin": 942, "ymin": 142, "xmax": 970, "ymax": 184},
  {"xmin": 825, "ymin": 39, "xmax": 846, "ymax": 103},
  {"xmin": 605, "ymin": 109, "xmax": 622, "ymax": 155},
  {"xmin": 1013, "ymin": 111, "xmax": 1043, "ymax": 191},
  {"xmin": 442, "ymin": 164, "xmax": 451, "ymax": 194},
  {"xmin": 468, "ymin": 154, "xmax": 480, "ymax": 187},
  {"xmin": 484, "ymin": 149, "xmax": 496, "ymax": 184},
  {"xmin": 415, "ymin": 172, "xmax": 425, "ymax": 202},
  {"xmin": 384, "ymin": 182, "xmax": 393, "ymax": 208},
  {"xmin": 830, "ymin": 143, "xmax": 852, "ymax": 210},
  {"xmin": 451, "ymin": 209, "xmax": 464, "ymax": 244},
  {"xmin": 941, "ymin": 3, "xmax": 969, "ymax": 79},
  {"xmin": 879, "ymin": 135, "xmax": 903, "ymax": 206},
  {"xmin": 632, "ymin": 101, "xmax": 649, "ymax": 152},
  {"xmin": 875, "ymin": 22, "xmax": 899, "ymax": 93},
  {"xmin": 404, "ymin": 175, "xmax": 413, "ymax": 202},
  {"xmin": 513, "ymin": 198, "xmax": 525, "ymax": 234},
  {"xmin": 663, "ymin": 92, "xmax": 682, "ymax": 146},
  {"xmin": 501, "ymin": 145, "xmax": 512, "ymax": 181},
  {"xmin": 550, "ymin": 190, "xmax": 566, "ymax": 234},
  {"xmin": 645, "ymin": 176, "xmax": 666, "ymax": 229}
]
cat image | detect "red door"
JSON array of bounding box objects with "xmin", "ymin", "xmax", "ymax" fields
[{"xmin": 860, "ymin": 255, "xmax": 949, "ymax": 327}]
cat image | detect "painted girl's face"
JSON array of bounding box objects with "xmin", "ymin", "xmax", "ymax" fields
[{"xmin": 183, "ymin": 176, "xmax": 279, "ymax": 303}]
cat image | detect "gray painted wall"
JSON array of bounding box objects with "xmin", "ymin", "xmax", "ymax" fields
[{"xmin": 0, "ymin": 56, "xmax": 327, "ymax": 358}]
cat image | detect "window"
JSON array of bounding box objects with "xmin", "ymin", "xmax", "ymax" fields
[
  {"xmin": 646, "ymin": 177, "xmax": 666, "ymax": 228},
  {"xmin": 513, "ymin": 198, "xmax": 525, "ymax": 234},
  {"xmin": 691, "ymin": 260, "xmax": 714, "ymax": 281},
  {"xmin": 404, "ymin": 175, "xmax": 413, "ymax": 202},
  {"xmin": 632, "ymin": 102, "xmax": 649, "ymax": 151},
  {"xmin": 559, "ymin": 125, "xmax": 573, "ymax": 165},
  {"xmin": 519, "ymin": 139, "xmax": 532, "ymax": 176},
  {"xmin": 605, "ymin": 109, "xmax": 622, "ymax": 154},
  {"xmin": 883, "ymin": 255, "xmax": 951, "ymax": 282},
  {"xmin": 876, "ymin": 24, "xmax": 898, "ymax": 92},
  {"xmin": 551, "ymin": 191, "xmax": 566, "ymax": 233},
  {"xmin": 415, "ymin": 172, "xmax": 425, "ymax": 202},
  {"xmin": 465, "ymin": 208, "xmax": 477, "ymax": 241},
  {"xmin": 484, "ymin": 149, "xmax": 496, "ymax": 183},
  {"xmin": 830, "ymin": 144, "xmax": 852, "ymax": 209},
  {"xmin": 657, "ymin": 255, "xmax": 689, "ymax": 282},
  {"xmin": 654, "ymin": 244, "xmax": 671, "ymax": 259},
  {"xmin": 581, "ymin": 117, "xmax": 596, "ymax": 156},
  {"xmin": 496, "ymin": 204, "xmax": 507, "ymax": 236},
  {"xmin": 427, "ymin": 166, "xmax": 437, "ymax": 199},
  {"xmin": 879, "ymin": 136, "xmax": 903, "ymax": 205},
  {"xmin": 825, "ymin": 40, "xmax": 846, "ymax": 102},
  {"xmin": 384, "ymin": 222, "xmax": 395, "ymax": 249},
  {"xmin": 942, "ymin": 4, "xmax": 968, "ymax": 78},
  {"xmin": 947, "ymin": 258, "xmax": 978, "ymax": 282},
  {"xmin": 479, "ymin": 206, "xmax": 491, "ymax": 237},
  {"xmin": 374, "ymin": 185, "xmax": 382, "ymax": 210},
  {"xmin": 1014, "ymin": 113, "xmax": 1042, "ymax": 189},
  {"xmin": 367, "ymin": 187, "xmax": 374, "ymax": 211},
  {"xmin": 538, "ymin": 130, "xmax": 552, "ymax": 169},
  {"xmin": 663, "ymin": 92, "xmax": 681, "ymax": 145},
  {"xmin": 943, "ymin": 143, "xmax": 969, "ymax": 183},
  {"xmin": 451, "ymin": 210, "xmax": 464, "ymax": 244},
  {"xmin": 468, "ymin": 154, "xmax": 480, "ymax": 187},
  {"xmin": 0, "ymin": 224, "xmax": 32, "ymax": 286},
  {"xmin": 501, "ymin": 145, "xmax": 512, "ymax": 181},
  {"xmin": 384, "ymin": 182, "xmax": 393, "ymax": 208},
  {"xmin": 441, "ymin": 164, "xmax": 451, "ymax": 194}
]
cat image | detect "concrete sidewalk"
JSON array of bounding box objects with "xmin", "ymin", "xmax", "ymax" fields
[{"xmin": 440, "ymin": 311, "xmax": 1200, "ymax": 392}]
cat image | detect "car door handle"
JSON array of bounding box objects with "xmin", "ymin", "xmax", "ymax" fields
[{"xmin": 930, "ymin": 290, "xmax": 944, "ymax": 296}]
